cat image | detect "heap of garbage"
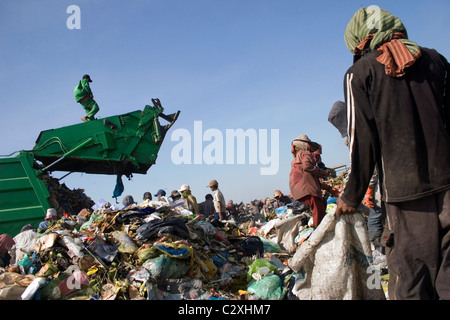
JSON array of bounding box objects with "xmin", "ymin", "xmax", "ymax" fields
[
  {"xmin": 40, "ymin": 173, "xmax": 95, "ymax": 217},
  {"xmin": 0, "ymin": 171, "xmax": 387, "ymax": 300},
  {"xmin": 2, "ymin": 199, "xmax": 319, "ymax": 300}
]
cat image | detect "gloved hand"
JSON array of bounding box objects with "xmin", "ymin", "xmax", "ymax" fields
[{"xmin": 363, "ymin": 187, "xmax": 375, "ymax": 208}]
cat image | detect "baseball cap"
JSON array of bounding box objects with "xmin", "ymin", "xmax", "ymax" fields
[
  {"xmin": 178, "ymin": 184, "xmax": 190, "ymax": 192},
  {"xmin": 83, "ymin": 74, "xmax": 92, "ymax": 82},
  {"xmin": 154, "ymin": 189, "xmax": 166, "ymax": 197},
  {"xmin": 207, "ymin": 179, "xmax": 218, "ymax": 187}
]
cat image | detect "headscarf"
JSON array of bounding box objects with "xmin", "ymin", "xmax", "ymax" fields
[
  {"xmin": 344, "ymin": 6, "xmax": 421, "ymax": 77},
  {"xmin": 122, "ymin": 195, "xmax": 135, "ymax": 207},
  {"xmin": 328, "ymin": 101, "xmax": 348, "ymax": 138}
]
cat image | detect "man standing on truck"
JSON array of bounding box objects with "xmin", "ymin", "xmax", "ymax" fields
[{"xmin": 74, "ymin": 74, "xmax": 100, "ymax": 122}]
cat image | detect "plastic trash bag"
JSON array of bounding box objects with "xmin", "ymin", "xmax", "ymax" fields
[
  {"xmin": 240, "ymin": 237, "xmax": 264, "ymax": 257},
  {"xmin": 288, "ymin": 208, "xmax": 385, "ymax": 300},
  {"xmin": 294, "ymin": 227, "xmax": 314, "ymax": 245},
  {"xmin": 86, "ymin": 237, "xmax": 118, "ymax": 263},
  {"xmin": 21, "ymin": 277, "xmax": 47, "ymax": 300},
  {"xmin": 247, "ymin": 258, "xmax": 278, "ymax": 282},
  {"xmin": 112, "ymin": 231, "xmax": 138, "ymax": 254},
  {"xmin": 275, "ymin": 214, "xmax": 306, "ymax": 253},
  {"xmin": 17, "ymin": 253, "xmax": 32, "ymax": 268},
  {"xmin": 194, "ymin": 221, "xmax": 217, "ymax": 236},
  {"xmin": 137, "ymin": 242, "xmax": 192, "ymax": 263},
  {"xmin": 60, "ymin": 236, "xmax": 85, "ymax": 258},
  {"xmin": 152, "ymin": 243, "xmax": 193, "ymax": 259},
  {"xmin": 112, "ymin": 174, "xmax": 124, "ymax": 203},
  {"xmin": 136, "ymin": 218, "xmax": 190, "ymax": 241},
  {"xmin": 274, "ymin": 206, "xmax": 287, "ymax": 216},
  {"xmin": 143, "ymin": 255, "xmax": 190, "ymax": 282},
  {"xmin": 80, "ymin": 212, "xmax": 104, "ymax": 231},
  {"xmin": 247, "ymin": 274, "xmax": 284, "ymax": 300},
  {"xmin": 40, "ymin": 270, "xmax": 89, "ymax": 300}
]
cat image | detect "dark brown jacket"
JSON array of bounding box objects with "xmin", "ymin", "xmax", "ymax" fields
[{"xmin": 342, "ymin": 48, "xmax": 450, "ymax": 206}]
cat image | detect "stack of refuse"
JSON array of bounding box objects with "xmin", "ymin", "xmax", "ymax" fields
[
  {"xmin": 40, "ymin": 173, "xmax": 95, "ymax": 217},
  {"xmin": 0, "ymin": 197, "xmax": 305, "ymax": 300},
  {"xmin": 1, "ymin": 169, "xmax": 385, "ymax": 300}
]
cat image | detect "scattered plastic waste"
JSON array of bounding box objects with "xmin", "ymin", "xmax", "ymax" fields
[{"xmin": 0, "ymin": 168, "xmax": 387, "ymax": 300}]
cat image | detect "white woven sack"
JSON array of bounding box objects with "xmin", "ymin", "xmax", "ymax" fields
[{"xmin": 288, "ymin": 208, "xmax": 385, "ymax": 300}]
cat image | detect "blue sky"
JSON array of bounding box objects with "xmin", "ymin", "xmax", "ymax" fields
[{"xmin": 1, "ymin": 0, "xmax": 450, "ymax": 206}]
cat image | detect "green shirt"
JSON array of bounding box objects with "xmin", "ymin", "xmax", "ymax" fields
[{"xmin": 74, "ymin": 79, "xmax": 92, "ymax": 102}]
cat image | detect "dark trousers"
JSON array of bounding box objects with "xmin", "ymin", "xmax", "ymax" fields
[{"xmin": 384, "ymin": 189, "xmax": 450, "ymax": 299}]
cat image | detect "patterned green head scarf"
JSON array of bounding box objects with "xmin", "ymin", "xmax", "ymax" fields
[
  {"xmin": 344, "ymin": 6, "xmax": 421, "ymax": 77},
  {"xmin": 344, "ymin": 6, "xmax": 420, "ymax": 57}
]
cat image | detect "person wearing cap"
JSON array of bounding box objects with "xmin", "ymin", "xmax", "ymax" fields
[
  {"xmin": 37, "ymin": 208, "xmax": 58, "ymax": 232},
  {"xmin": 273, "ymin": 190, "xmax": 292, "ymax": 209},
  {"xmin": 169, "ymin": 190, "xmax": 181, "ymax": 202},
  {"xmin": 289, "ymin": 135, "xmax": 332, "ymax": 228},
  {"xmin": 154, "ymin": 189, "xmax": 170, "ymax": 204},
  {"xmin": 207, "ymin": 180, "xmax": 226, "ymax": 220},
  {"xmin": 169, "ymin": 190, "xmax": 186, "ymax": 208},
  {"xmin": 179, "ymin": 184, "xmax": 199, "ymax": 216},
  {"xmin": 74, "ymin": 74, "xmax": 100, "ymax": 122},
  {"xmin": 336, "ymin": 7, "xmax": 450, "ymax": 299}
]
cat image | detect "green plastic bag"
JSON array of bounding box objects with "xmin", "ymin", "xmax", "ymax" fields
[
  {"xmin": 247, "ymin": 274, "xmax": 284, "ymax": 300},
  {"xmin": 17, "ymin": 253, "xmax": 32, "ymax": 268},
  {"xmin": 247, "ymin": 258, "xmax": 278, "ymax": 282},
  {"xmin": 143, "ymin": 254, "xmax": 190, "ymax": 281}
]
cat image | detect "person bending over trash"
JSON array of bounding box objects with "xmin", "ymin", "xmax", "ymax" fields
[{"xmin": 289, "ymin": 135, "xmax": 332, "ymax": 228}]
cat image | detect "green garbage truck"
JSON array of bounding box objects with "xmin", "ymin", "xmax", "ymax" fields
[{"xmin": 0, "ymin": 99, "xmax": 180, "ymax": 237}]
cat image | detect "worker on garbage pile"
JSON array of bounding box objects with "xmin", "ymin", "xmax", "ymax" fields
[
  {"xmin": 226, "ymin": 200, "xmax": 240, "ymax": 220},
  {"xmin": 207, "ymin": 179, "xmax": 227, "ymax": 220},
  {"xmin": 289, "ymin": 134, "xmax": 333, "ymax": 228},
  {"xmin": 37, "ymin": 208, "xmax": 58, "ymax": 233},
  {"xmin": 143, "ymin": 192, "xmax": 152, "ymax": 201},
  {"xmin": 0, "ymin": 234, "xmax": 15, "ymax": 267},
  {"xmin": 10, "ymin": 224, "xmax": 37, "ymax": 264},
  {"xmin": 168, "ymin": 190, "xmax": 185, "ymax": 209},
  {"xmin": 140, "ymin": 192, "xmax": 152, "ymax": 206},
  {"xmin": 154, "ymin": 189, "xmax": 170, "ymax": 204},
  {"xmin": 311, "ymin": 144, "xmax": 336, "ymax": 177},
  {"xmin": 74, "ymin": 74, "xmax": 100, "ymax": 122},
  {"xmin": 122, "ymin": 195, "xmax": 136, "ymax": 209},
  {"xmin": 169, "ymin": 190, "xmax": 181, "ymax": 202},
  {"xmin": 273, "ymin": 190, "xmax": 292, "ymax": 209},
  {"xmin": 179, "ymin": 184, "xmax": 199, "ymax": 216},
  {"xmin": 199, "ymin": 194, "xmax": 215, "ymax": 218},
  {"xmin": 335, "ymin": 7, "xmax": 450, "ymax": 300},
  {"xmin": 329, "ymin": 100, "xmax": 385, "ymax": 253}
]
